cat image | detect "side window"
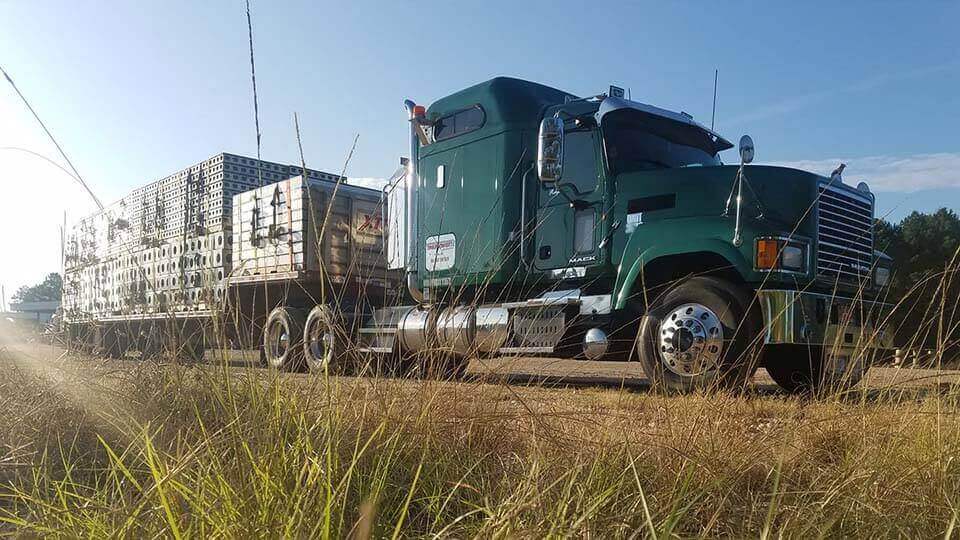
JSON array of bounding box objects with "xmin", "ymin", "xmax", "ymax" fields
[
  {"xmin": 456, "ymin": 106, "xmax": 484, "ymax": 132},
  {"xmin": 433, "ymin": 105, "xmax": 485, "ymax": 142},
  {"xmin": 561, "ymin": 130, "xmax": 598, "ymax": 194},
  {"xmin": 433, "ymin": 116, "xmax": 453, "ymax": 141}
]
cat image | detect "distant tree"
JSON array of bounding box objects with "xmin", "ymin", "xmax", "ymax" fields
[
  {"xmin": 11, "ymin": 273, "xmax": 63, "ymax": 303},
  {"xmin": 875, "ymin": 208, "xmax": 960, "ymax": 358},
  {"xmin": 876, "ymin": 208, "xmax": 960, "ymax": 293}
]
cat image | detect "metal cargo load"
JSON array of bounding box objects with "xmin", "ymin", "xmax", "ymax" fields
[
  {"xmin": 62, "ymin": 153, "xmax": 344, "ymax": 322},
  {"xmin": 230, "ymin": 176, "xmax": 392, "ymax": 290}
]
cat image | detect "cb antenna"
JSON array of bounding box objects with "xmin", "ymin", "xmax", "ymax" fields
[
  {"xmin": 710, "ymin": 68, "xmax": 718, "ymax": 131},
  {"xmin": 246, "ymin": 0, "xmax": 264, "ymax": 188}
]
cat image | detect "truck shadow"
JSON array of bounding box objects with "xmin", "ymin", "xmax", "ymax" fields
[
  {"xmin": 465, "ymin": 371, "xmax": 788, "ymax": 397},
  {"xmin": 114, "ymin": 350, "xmax": 958, "ymax": 405},
  {"xmin": 466, "ymin": 371, "xmax": 957, "ymax": 403}
]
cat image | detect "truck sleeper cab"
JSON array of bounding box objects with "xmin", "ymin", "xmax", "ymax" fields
[{"xmin": 353, "ymin": 77, "xmax": 893, "ymax": 393}]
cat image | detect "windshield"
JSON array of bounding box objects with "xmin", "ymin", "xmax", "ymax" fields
[{"xmin": 603, "ymin": 112, "xmax": 721, "ymax": 173}]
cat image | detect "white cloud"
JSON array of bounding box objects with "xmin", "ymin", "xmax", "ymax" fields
[
  {"xmin": 767, "ymin": 152, "xmax": 960, "ymax": 193},
  {"xmin": 347, "ymin": 176, "xmax": 389, "ymax": 191}
]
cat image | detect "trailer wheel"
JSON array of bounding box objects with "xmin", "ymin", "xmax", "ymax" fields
[
  {"xmin": 139, "ymin": 324, "xmax": 163, "ymax": 361},
  {"xmin": 263, "ymin": 306, "xmax": 307, "ymax": 372},
  {"xmin": 77, "ymin": 323, "xmax": 97, "ymax": 356},
  {"xmin": 303, "ymin": 305, "xmax": 351, "ymax": 374},
  {"xmin": 636, "ymin": 276, "xmax": 762, "ymax": 393},
  {"xmin": 763, "ymin": 345, "xmax": 867, "ymax": 394},
  {"xmin": 178, "ymin": 327, "xmax": 206, "ymax": 364},
  {"xmin": 66, "ymin": 324, "xmax": 88, "ymax": 354},
  {"xmin": 103, "ymin": 325, "xmax": 128, "ymax": 359}
]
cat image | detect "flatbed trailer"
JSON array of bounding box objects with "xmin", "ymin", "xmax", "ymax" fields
[{"xmin": 62, "ymin": 153, "xmax": 399, "ymax": 364}]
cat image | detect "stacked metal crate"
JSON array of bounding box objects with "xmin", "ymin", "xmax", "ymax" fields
[
  {"xmin": 231, "ymin": 176, "xmax": 388, "ymax": 286},
  {"xmin": 62, "ymin": 153, "xmax": 343, "ymax": 322}
]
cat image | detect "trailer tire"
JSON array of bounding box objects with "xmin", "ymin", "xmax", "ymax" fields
[
  {"xmin": 80, "ymin": 325, "xmax": 94, "ymax": 354},
  {"xmin": 636, "ymin": 276, "xmax": 762, "ymax": 393},
  {"xmin": 763, "ymin": 344, "xmax": 867, "ymax": 394},
  {"xmin": 178, "ymin": 328, "xmax": 206, "ymax": 364},
  {"xmin": 303, "ymin": 305, "xmax": 352, "ymax": 374},
  {"xmin": 263, "ymin": 306, "xmax": 307, "ymax": 372},
  {"xmin": 103, "ymin": 325, "xmax": 128, "ymax": 359},
  {"xmin": 139, "ymin": 324, "xmax": 163, "ymax": 361},
  {"xmin": 67, "ymin": 324, "xmax": 91, "ymax": 355}
]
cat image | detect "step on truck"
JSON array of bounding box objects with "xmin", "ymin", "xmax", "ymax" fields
[{"xmin": 350, "ymin": 77, "xmax": 894, "ymax": 392}]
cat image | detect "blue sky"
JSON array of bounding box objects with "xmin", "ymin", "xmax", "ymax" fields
[{"xmin": 0, "ymin": 1, "xmax": 958, "ymax": 295}]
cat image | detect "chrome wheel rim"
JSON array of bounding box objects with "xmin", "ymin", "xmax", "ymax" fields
[
  {"xmin": 307, "ymin": 318, "xmax": 335, "ymax": 367},
  {"xmin": 267, "ymin": 320, "xmax": 288, "ymax": 361},
  {"xmin": 658, "ymin": 303, "xmax": 724, "ymax": 377}
]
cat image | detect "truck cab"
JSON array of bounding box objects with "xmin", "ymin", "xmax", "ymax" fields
[{"xmin": 366, "ymin": 76, "xmax": 894, "ymax": 392}]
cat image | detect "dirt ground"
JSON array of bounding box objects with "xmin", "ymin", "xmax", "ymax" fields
[{"xmin": 3, "ymin": 323, "xmax": 958, "ymax": 399}]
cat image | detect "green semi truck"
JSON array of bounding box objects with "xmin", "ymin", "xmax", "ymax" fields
[
  {"xmin": 62, "ymin": 76, "xmax": 892, "ymax": 393},
  {"xmin": 312, "ymin": 76, "xmax": 890, "ymax": 393}
]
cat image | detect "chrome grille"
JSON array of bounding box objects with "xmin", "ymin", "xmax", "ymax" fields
[{"xmin": 816, "ymin": 182, "xmax": 874, "ymax": 283}]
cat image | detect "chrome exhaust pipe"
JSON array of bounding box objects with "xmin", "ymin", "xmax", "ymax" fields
[{"xmin": 403, "ymin": 99, "xmax": 424, "ymax": 304}]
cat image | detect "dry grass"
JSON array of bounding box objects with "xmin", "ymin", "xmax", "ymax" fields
[{"xmin": 1, "ymin": 335, "xmax": 959, "ymax": 538}]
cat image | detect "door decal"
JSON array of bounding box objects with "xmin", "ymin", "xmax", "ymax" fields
[{"xmin": 425, "ymin": 233, "xmax": 456, "ymax": 271}]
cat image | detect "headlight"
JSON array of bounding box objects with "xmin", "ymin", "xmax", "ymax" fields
[
  {"xmin": 875, "ymin": 267, "xmax": 891, "ymax": 287},
  {"xmin": 781, "ymin": 245, "xmax": 805, "ymax": 271},
  {"xmin": 755, "ymin": 237, "xmax": 808, "ymax": 273}
]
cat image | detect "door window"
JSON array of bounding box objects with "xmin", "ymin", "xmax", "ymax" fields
[
  {"xmin": 561, "ymin": 130, "xmax": 598, "ymax": 194},
  {"xmin": 573, "ymin": 209, "xmax": 595, "ymax": 253}
]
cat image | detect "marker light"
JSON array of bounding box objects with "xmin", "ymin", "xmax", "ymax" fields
[{"xmin": 756, "ymin": 239, "xmax": 779, "ymax": 269}]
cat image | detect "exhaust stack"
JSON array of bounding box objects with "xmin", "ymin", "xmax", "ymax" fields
[{"xmin": 403, "ymin": 99, "xmax": 425, "ymax": 304}]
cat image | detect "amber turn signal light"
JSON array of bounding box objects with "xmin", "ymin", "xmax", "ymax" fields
[{"xmin": 755, "ymin": 238, "xmax": 780, "ymax": 269}]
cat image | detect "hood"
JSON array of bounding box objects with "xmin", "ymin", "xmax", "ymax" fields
[{"xmin": 615, "ymin": 165, "xmax": 824, "ymax": 234}]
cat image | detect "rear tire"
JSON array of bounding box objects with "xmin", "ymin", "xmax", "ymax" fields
[
  {"xmin": 303, "ymin": 305, "xmax": 352, "ymax": 374},
  {"xmin": 636, "ymin": 276, "xmax": 762, "ymax": 393},
  {"xmin": 139, "ymin": 325, "xmax": 163, "ymax": 361},
  {"xmin": 179, "ymin": 328, "xmax": 206, "ymax": 364},
  {"xmin": 103, "ymin": 325, "xmax": 128, "ymax": 359},
  {"xmin": 263, "ymin": 306, "xmax": 307, "ymax": 372}
]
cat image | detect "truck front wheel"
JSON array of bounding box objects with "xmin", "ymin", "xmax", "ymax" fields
[
  {"xmin": 263, "ymin": 307, "xmax": 307, "ymax": 372},
  {"xmin": 636, "ymin": 276, "xmax": 762, "ymax": 392}
]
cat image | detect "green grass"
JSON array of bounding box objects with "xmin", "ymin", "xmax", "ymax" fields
[{"xmin": 1, "ymin": 346, "xmax": 959, "ymax": 538}]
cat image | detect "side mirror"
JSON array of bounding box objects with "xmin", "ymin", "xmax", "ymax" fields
[
  {"xmin": 738, "ymin": 135, "xmax": 755, "ymax": 164},
  {"xmin": 537, "ymin": 116, "xmax": 564, "ymax": 182}
]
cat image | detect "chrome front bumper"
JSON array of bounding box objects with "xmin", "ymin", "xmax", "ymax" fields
[{"xmin": 757, "ymin": 289, "xmax": 894, "ymax": 349}]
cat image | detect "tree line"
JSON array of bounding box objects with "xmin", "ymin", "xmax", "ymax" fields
[
  {"xmin": 10, "ymin": 272, "xmax": 62, "ymax": 304},
  {"xmin": 875, "ymin": 208, "xmax": 960, "ymax": 355}
]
